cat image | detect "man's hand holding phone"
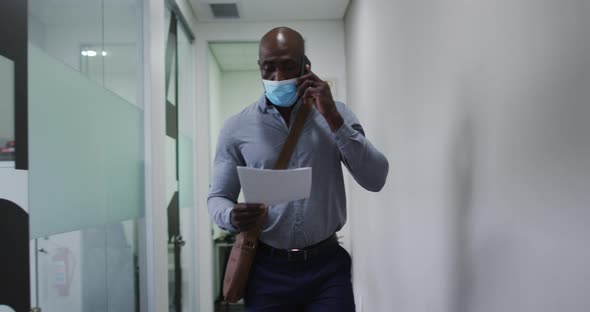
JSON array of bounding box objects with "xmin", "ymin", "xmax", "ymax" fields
[{"xmin": 296, "ymin": 64, "xmax": 344, "ymax": 131}]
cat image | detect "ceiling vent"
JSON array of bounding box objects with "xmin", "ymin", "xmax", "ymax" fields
[{"xmin": 210, "ymin": 3, "xmax": 240, "ymax": 19}]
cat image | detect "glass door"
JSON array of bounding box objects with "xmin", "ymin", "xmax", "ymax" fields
[{"xmin": 165, "ymin": 6, "xmax": 196, "ymax": 312}]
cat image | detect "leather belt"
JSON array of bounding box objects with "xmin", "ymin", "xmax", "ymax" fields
[{"xmin": 258, "ymin": 234, "xmax": 338, "ymax": 261}]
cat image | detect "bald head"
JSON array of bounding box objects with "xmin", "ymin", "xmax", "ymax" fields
[
  {"xmin": 259, "ymin": 27, "xmax": 305, "ymax": 58},
  {"xmin": 258, "ymin": 27, "xmax": 306, "ymax": 81}
]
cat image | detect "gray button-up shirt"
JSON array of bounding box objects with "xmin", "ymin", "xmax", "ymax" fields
[{"xmin": 208, "ymin": 95, "xmax": 389, "ymax": 249}]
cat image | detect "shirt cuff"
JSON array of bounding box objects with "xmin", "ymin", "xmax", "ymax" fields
[{"xmin": 222, "ymin": 206, "xmax": 239, "ymax": 233}]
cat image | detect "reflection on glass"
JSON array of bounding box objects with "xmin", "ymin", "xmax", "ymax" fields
[
  {"xmin": 0, "ymin": 55, "xmax": 15, "ymax": 164},
  {"xmin": 28, "ymin": 0, "xmax": 103, "ymax": 84},
  {"xmin": 103, "ymin": 0, "xmax": 143, "ymax": 106},
  {"xmin": 32, "ymin": 220, "xmax": 139, "ymax": 312},
  {"xmin": 28, "ymin": 0, "xmax": 142, "ymax": 106}
]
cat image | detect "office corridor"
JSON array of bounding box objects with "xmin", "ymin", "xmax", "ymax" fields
[{"xmin": 1, "ymin": 0, "xmax": 589, "ymax": 311}]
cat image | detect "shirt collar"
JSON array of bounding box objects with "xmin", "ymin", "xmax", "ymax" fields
[{"xmin": 256, "ymin": 94, "xmax": 269, "ymax": 113}]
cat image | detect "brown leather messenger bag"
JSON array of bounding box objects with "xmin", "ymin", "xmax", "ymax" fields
[{"xmin": 222, "ymin": 98, "xmax": 313, "ymax": 303}]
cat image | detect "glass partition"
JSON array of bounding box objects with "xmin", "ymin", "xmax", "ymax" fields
[
  {"xmin": 28, "ymin": 44, "xmax": 144, "ymax": 238},
  {"xmin": 27, "ymin": 0, "xmax": 144, "ymax": 311}
]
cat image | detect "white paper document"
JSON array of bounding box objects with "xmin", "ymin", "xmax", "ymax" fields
[{"xmin": 237, "ymin": 166, "xmax": 312, "ymax": 206}]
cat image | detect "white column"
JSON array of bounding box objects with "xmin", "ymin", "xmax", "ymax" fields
[{"xmin": 142, "ymin": 0, "xmax": 169, "ymax": 311}]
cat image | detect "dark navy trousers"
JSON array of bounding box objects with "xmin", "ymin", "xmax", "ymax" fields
[{"xmin": 244, "ymin": 244, "xmax": 356, "ymax": 312}]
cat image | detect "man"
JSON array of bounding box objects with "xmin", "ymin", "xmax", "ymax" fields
[{"xmin": 208, "ymin": 27, "xmax": 389, "ymax": 311}]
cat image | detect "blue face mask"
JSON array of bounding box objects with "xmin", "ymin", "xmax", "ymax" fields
[{"xmin": 262, "ymin": 78, "xmax": 298, "ymax": 107}]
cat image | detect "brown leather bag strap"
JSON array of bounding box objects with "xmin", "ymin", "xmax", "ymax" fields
[{"xmin": 274, "ymin": 98, "xmax": 312, "ymax": 170}]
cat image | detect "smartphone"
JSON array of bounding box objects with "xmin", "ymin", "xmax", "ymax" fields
[{"xmin": 301, "ymin": 55, "xmax": 311, "ymax": 76}]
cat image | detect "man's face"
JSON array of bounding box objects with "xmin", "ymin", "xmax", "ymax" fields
[{"xmin": 258, "ymin": 35, "xmax": 304, "ymax": 81}]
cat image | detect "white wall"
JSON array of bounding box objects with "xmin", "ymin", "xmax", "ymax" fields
[
  {"xmin": 345, "ymin": 0, "xmax": 590, "ymax": 312},
  {"xmin": 209, "ymin": 69, "xmax": 262, "ymax": 163},
  {"xmin": 220, "ymin": 71, "xmax": 262, "ymax": 123},
  {"xmin": 207, "ymin": 49, "xmax": 223, "ymax": 167}
]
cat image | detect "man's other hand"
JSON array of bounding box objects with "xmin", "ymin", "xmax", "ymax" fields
[{"xmin": 230, "ymin": 203, "xmax": 267, "ymax": 232}]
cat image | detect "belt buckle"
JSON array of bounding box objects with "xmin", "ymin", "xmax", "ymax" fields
[{"xmin": 287, "ymin": 248, "xmax": 307, "ymax": 261}]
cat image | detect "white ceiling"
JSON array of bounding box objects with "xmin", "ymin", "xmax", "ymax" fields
[
  {"xmin": 210, "ymin": 42, "xmax": 260, "ymax": 72},
  {"xmin": 203, "ymin": 0, "xmax": 350, "ymax": 71},
  {"xmin": 190, "ymin": 0, "xmax": 350, "ymax": 22},
  {"xmin": 29, "ymin": 0, "xmax": 138, "ymax": 26}
]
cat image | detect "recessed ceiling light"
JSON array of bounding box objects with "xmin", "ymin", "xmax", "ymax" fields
[
  {"xmin": 86, "ymin": 50, "xmax": 97, "ymax": 57},
  {"xmin": 102, "ymin": 51, "xmax": 108, "ymax": 56}
]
